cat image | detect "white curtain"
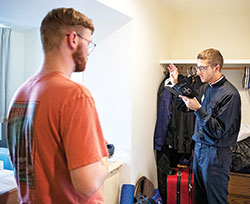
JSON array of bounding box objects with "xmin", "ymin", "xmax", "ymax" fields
[{"xmin": 0, "ymin": 27, "xmax": 12, "ymax": 123}]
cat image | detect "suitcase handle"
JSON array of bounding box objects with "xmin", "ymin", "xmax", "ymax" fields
[{"xmin": 176, "ymin": 168, "xmax": 182, "ymax": 204}]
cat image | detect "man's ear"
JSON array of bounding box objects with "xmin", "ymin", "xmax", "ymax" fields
[
  {"xmin": 67, "ymin": 31, "xmax": 77, "ymax": 49},
  {"xmin": 215, "ymin": 64, "xmax": 220, "ymax": 72}
]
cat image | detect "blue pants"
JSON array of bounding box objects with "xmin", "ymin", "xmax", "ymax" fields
[{"xmin": 193, "ymin": 142, "xmax": 231, "ymax": 204}]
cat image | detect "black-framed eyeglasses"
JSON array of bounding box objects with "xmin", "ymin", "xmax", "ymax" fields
[
  {"xmin": 195, "ymin": 65, "xmax": 209, "ymax": 72},
  {"xmin": 66, "ymin": 33, "xmax": 96, "ymax": 53}
]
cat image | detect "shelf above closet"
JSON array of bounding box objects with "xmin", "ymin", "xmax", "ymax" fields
[{"xmin": 160, "ymin": 59, "xmax": 250, "ymax": 70}]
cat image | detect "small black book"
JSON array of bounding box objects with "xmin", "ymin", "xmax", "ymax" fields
[{"xmin": 165, "ymin": 78, "xmax": 198, "ymax": 98}]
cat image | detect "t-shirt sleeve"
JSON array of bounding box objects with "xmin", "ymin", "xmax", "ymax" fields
[{"xmin": 60, "ymin": 95, "xmax": 109, "ymax": 170}]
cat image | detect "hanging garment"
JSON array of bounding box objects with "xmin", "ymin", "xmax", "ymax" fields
[
  {"xmin": 242, "ymin": 67, "xmax": 250, "ymax": 89},
  {"xmin": 154, "ymin": 74, "xmax": 203, "ymax": 153},
  {"xmin": 231, "ymin": 136, "xmax": 250, "ymax": 173},
  {"xmin": 155, "ymin": 74, "xmax": 202, "ymax": 203},
  {"xmin": 154, "ymin": 75, "xmax": 172, "ymax": 151},
  {"xmin": 166, "ymin": 75, "xmax": 203, "ymax": 154}
]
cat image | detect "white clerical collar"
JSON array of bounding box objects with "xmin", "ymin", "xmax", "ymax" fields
[{"xmin": 209, "ymin": 75, "xmax": 224, "ymax": 86}]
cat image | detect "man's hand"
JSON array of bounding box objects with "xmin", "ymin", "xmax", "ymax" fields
[
  {"xmin": 168, "ymin": 63, "xmax": 178, "ymax": 85},
  {"xmin": 179, "ymin": 95, "xmax": 201, "ymax": 111}
]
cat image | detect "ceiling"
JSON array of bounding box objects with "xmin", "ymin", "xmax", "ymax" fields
[
  {"xmin": 1, "ymin": 0, "xmax": 249, "ymax": 40},
  {"xmin": 0, "ymin": 0, "xmax": 131, "ymax": 42}
]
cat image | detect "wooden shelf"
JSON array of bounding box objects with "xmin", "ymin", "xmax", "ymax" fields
[
  {"xmin": 160, "ymin": 59, "xmax": 250, "ymax": 70},
  {"xmin": 160, "ymin": 59, "xmax": 197, "ymax": 65}
]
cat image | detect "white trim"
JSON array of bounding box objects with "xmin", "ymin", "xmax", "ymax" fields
[
  {"xmin": 160, "ymin": 59, "xmax": 196, "ymax": 64},
  {"xmin": 160, "ymin": 59, "xmax": 250, "ymax": 66}
]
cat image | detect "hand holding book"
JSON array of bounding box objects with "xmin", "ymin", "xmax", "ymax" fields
[
  {"xmin": 179, "ymin": 95, "xmax": 202, "ymax": 111},
  {"xmin": 165, "ymin": 78, "xmax": 198, "ymax": 98},
  {"xmin": 165, "ymin": 63, "xmax": 201, "ymax": 111},
  {"xmin": 165, "ymin": 78, "xmax": 201, "ymax": 111}
]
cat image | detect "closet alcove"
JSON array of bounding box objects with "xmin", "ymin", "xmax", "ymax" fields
[
  {"xmin": 160, "ymin": 59, "xmax": 250, "ymax": 122},
  {"xmin": 158, "ymin": 59, "xmax": 250, "ymax": 204}
]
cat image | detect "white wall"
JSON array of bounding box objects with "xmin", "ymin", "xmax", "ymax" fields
[
  {"xmin": 130, "ymin": 1, "xmax": 172, "ymax": 185},
  {"xmin": 24, "ymin": 29, "xmax": 43, "ymax": 79},
  {"xmin": 85, "ymin": 22, "xmax": 133, "ymax": 184},
  {"xmin": 222, "ymin": 70, "xmax": 250, "ymax": 125},
  {"xmin": 170, "ymin": 9, "xmax": 250, "ymax": 60},
  {"xmin": 8, "ymin": 28, "xmax": 43, "ymax": 103},
  {"xmin": 240, "ymin": 90, "xmax": 250, "ymax": 125},
  {"xmin": 8, "ymin": 29, "xmax": 43, "ymax": 106},
  {"xmin": 8, "ymin": 31, "xmax": 25, "ymax": 106},
  {"xmin": 169, "ymin": 8, "xmax": 250, "ymax": 125},
  {"xmin": 97, "ymin": 0, "xmax": 173, "ymax": 185}
]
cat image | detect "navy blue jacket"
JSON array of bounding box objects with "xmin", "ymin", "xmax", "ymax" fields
[
  {"xmin": 193, "ymin": 76, "xmax": 241, "ymax": 147},
  {"xmin": 154, "ymin": 79, "xmax": 172, "ymax": 151}
]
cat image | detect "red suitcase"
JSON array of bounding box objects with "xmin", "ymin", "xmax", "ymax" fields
[{"xmin": 167, "ymin": 168, "xmax": 194, "ymax": 204}]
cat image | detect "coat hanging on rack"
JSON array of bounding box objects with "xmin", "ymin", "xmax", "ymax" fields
[
  {"xmin": 154, "ymin": 66, "xmax": 203, "ymax": 203},
  {"xmin": 243, "ymin": 67, "xmax": 250, "ymax": 89},
  {"xmin": 154, "ymin": 67, "xmax": 203, "ymax": 153}
]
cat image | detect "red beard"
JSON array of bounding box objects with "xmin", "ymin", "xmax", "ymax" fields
[{"xmin": 72, "ymin": 44, "xmax": 87, "ymax": 72}]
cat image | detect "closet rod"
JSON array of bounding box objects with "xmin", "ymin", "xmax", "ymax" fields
[
  {"xmin": 222, "ymin": 67, "xmax": 245, "ymax": 70},
  {"xmin": 161, "ymin": 65, "xmax": 246, "ymax": 71}
]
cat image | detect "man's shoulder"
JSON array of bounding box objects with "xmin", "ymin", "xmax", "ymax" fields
[
  {"xmin": 70, "ymin": 82, "xmax": 93, "ymax": 99},
  {"xmin": 42, "ymin": 72, "xmax": 93, "ymax": 99},
  {"xmin": 223, "ymin": 79, "xmax": 240, "ymax": 97},
  {"xmin": 31, "ymin": 72, "xmax": 94, "ymax": 101}
]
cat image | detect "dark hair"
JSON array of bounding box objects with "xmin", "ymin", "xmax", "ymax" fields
[{"xmin": 40, "ymin": 8, "xmax": 94, "ymax": 52}]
